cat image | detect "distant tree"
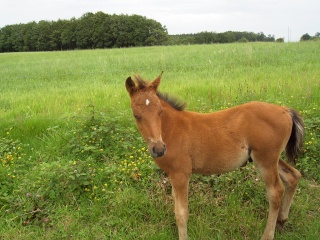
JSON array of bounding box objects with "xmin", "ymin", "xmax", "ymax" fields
[
  {"xmin": 256, "ymin": 32, "xmax": 266, "ymax": 41},
  {"xmin": 50, "ymin": 20, "xmax": 66, "ymax": 50},
  {"xmin": 35, "ymin": 20, "xmax": 52, "ymax": 51},
  {"xmin": 130, "ymin": 14, "xmax": 152, "ymax": 46},
  {"xmin": 238, "ymin": 37, "xmax": 248, "ymax": 43},
  {"xmin": 217, "ymin": 32, "xmax": 228, "ymax": 43},
  {"xmin": 311, "ymin": 32, "xmax": 320, "ymax": 41},
  {"xmin": 244, "ymin": 32, "xmax": 257, "ymax": 41},
  {"xmin": 300, "ymin": 33, "xmax": 311, "ymax": 41},
  {"xmin": 60, "ymin": 18, "xmax": 77, "ymax": 50},
  {"xmin": 224, "ymin": 31, "xmax": 236, "ymax": 43},
  {"xmin": 91, "ymin": 12, "xmax": 109, "ymax": 48},
  {"xmin": 0, "ymin": 25, "xmax": 14, "ymax": 52},
  {"xmin": 22, "ymin": 22, "xmax": 37, "ymax": 51},
  {"xmin": 9, "ymin": 24, "xmax": 23, "ymax": 51},
  {"xmin": 144, "ymin": 18, "xmax": 169, "ymax": 46},
  {"xmin": 168, "ymin": 34, "xmax": 195, "ymax": 45},
  {"xmin": 75, "ymin": 12, "xmax": 95, "ymax": 49},
  {"xmin": 276, "ymin": 38, "xmax": 284, "ymax": 43},
  {"xmin": 194, "ymin": 31, "xmax": 216, "ymax": 44},
  {"xmin": 265, "ymin": 34, "xmax": 275, "ymax": 42}
]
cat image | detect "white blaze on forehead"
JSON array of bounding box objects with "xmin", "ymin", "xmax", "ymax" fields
[{"xmin": 146, "ymin": 99, "xmax": 150, "ymax": 106}]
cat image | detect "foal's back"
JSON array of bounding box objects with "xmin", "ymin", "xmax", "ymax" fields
[{"xmin": 165, "ymin": 101, "xmax": 292, "ymax": 175}]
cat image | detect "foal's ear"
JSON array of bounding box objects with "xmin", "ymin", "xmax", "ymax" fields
[
  {"xmin": 151, "ymin": 71, "xmax": 163, "ymax": 91},
  {"xmin": 125, "ymin": 77, "xmax": 136, "ymax": 95}
]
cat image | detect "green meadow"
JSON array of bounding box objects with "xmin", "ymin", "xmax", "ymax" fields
[{"xmin": 1, "ymin": 42, "xmax": 320, "ymax": 239}]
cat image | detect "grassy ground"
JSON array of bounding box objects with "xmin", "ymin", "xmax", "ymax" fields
[{"xmin": 1, "ymin": 42, "xmax": 320, "ymax": 239}]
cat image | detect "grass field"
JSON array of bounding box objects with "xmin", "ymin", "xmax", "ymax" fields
[{"xmin": 1, "ymin": 42, "xmax": 320, "ymax": 239}]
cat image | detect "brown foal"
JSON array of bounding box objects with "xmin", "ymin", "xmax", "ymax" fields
[{"xmin": 125, "ymin": 73, "xmax": 304, "ymax": 240}]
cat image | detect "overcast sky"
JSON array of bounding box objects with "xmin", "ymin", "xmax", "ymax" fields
[{"xmin": 1, "ymin": 0, "xmax": 319, "ymax": 41}]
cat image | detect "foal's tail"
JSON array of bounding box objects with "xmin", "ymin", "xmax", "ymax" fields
[{"xmin": 286, "ymin": 109, "xmax": 305, "ymax": 164}]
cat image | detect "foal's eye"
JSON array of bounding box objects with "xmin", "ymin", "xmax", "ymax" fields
[{"xmin": 133, "ymin": 114, "xmax": 141, "ymax": 120}]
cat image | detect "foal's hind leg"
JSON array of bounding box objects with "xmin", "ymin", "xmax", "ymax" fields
[
  {"xmin": 277, "ymin": 159, "xmax": 301, "ymax": 227},
  {"xmin": 255, "ymin": 155, "xmax": 284, "ymax": 240}
]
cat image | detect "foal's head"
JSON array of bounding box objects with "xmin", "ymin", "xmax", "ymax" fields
[{"xmin": 125, "ymin": 73, "xmax": 166, "ymax": 158}]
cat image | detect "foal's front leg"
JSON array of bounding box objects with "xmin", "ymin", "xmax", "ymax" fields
[{"xmin": 170, "ymin": 173, "xmax": 190, "ymax": 240}]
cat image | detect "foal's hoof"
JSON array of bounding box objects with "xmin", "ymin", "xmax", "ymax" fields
[{"xmin": 276, "ymin": 219, "xmax": 288, "ymax": 232}]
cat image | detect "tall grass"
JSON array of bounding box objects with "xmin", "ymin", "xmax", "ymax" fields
[
  {"xmin": 1, "ymin": 42, "xmax": 319, "ymax": 239},
  {"xmin": 1, "ymin": 42, "xmax": 319, "ymax": 120}
]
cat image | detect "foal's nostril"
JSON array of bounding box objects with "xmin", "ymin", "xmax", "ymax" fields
[{"xmin": 152, "ymin": 147, "xmax": 157, "ymax": 155}]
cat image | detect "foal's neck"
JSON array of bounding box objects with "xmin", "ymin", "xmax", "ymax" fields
[{"xmin": 160, "ymin": 99, "xmax": 187, "ymax": 129}]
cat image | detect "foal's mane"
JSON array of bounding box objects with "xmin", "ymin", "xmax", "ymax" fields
[
  {"xmin": 133, "ymin": 75, "xmax": 187, "ymax": 111},
  {"xmin": 156, "ymin": 92, "xmax": 187, "ymax": 111}
]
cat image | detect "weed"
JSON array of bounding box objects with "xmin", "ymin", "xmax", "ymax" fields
[{"xmin": 0, "ymin": 127, "xmax": 26, "ymax": 199}]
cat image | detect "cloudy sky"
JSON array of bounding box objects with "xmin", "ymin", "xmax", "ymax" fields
[{"xmin": 1, "ymin": 0, "xmax": 319, "ymax": 41}]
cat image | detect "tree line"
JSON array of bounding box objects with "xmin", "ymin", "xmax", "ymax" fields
[
  {"xmin": 3, "ymin": 11, "xmax": 311, "ymax": 52},
  {"xmin": 0, "ymin": 12, "xmax": 169, "ymax": 52},
  {"xmin": 168, "ymin": 31, "xmax": 276, "ymax": 45}
]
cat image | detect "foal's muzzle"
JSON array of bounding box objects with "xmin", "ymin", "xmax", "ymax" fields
[{"xmin": 148, "ymin": 140, "xmax": 167, "ymax": 158}]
